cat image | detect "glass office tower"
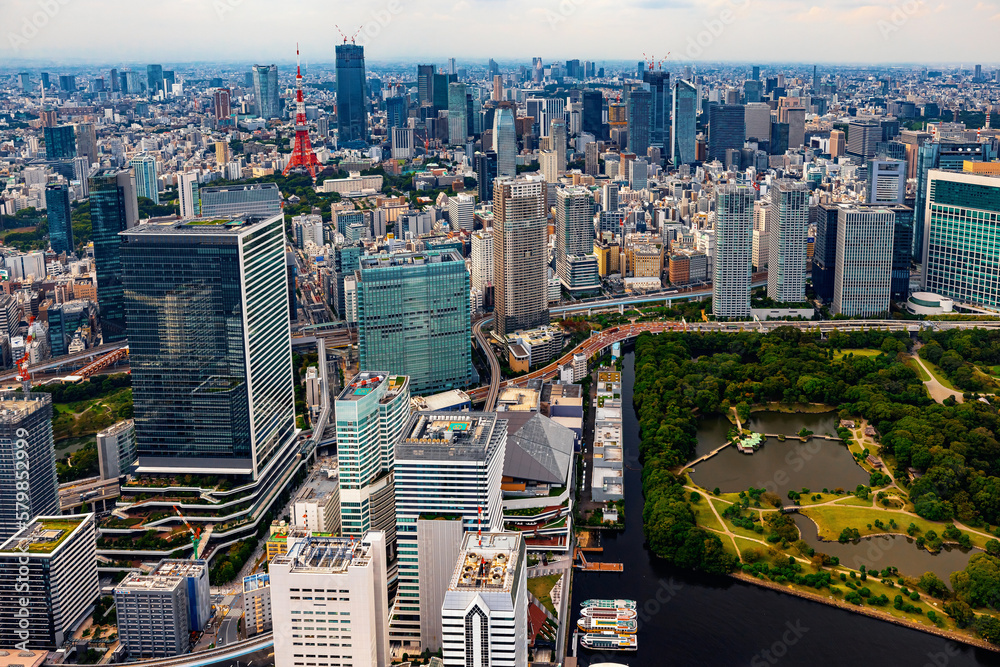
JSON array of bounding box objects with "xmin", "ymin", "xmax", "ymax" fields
[
  {"xmin": 44, "ymin": 125, "xmax": 76, "ymax": 160},
  {"xmin": 626, "ymin": 88, "xmax": 652, "ymax": 157},
  {"xmin": 708, "ymin": 104, "xmax": 746, "ymax": 162},
  {"xmin": 251, "ymin": 64, "xmax": 280, "ymax": 119},
  {"xmin": 120, "ymin": 214, "xmax": 296, "ymax": 478},
  {"xmin": 129, "ymin": 153, "xmax": 159, "ymax": 204},
  {"xmin": 89, "ymin": 168, "xmax": 139, "ymax": 343},
  {"xmin": 671, "ymin": 80, "xmax": 697, "ymax": 166},
  {"xmin": 336, "ymin": 44, "xmax": 368, "ymax": 146},
  {"xmin": 922, "ymin": 170, "xmax": 1000, "ymax": 308},
  {"xmin": 355, "ymin": 251, "xmax": 473, "ymax": 394},
  {"xmin": 45, "ymin": 183, "xmax": 74, "ymax": 255}
]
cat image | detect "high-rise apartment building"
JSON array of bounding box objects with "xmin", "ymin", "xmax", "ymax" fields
[
  {"xmin": 89, "ymin": 168, "xmax": 139, "ymax": 342},
  {"xmin": 708, "ymin": 104, "xmax": 745, "ymax": 162},
  {"xmin": 333, "ymin": 372, "xmax": 410, "ymax": 557},
  {"xmin": 336, "ymin": 44, "xmax": 368, "ymax": 146},
  {"xmin": 270, "ymin": 533, "xmax": 389, "ymax": 667},
  {"xmin": 393, "ymin": 412, "xmax": 507, "ymax": 651},
  {"xmin": 556, "ymin": 186, "xmax": 599, "ymax": 292},
  {"xmin": 767, "ymin": 180, "xmax": 809, "ymax": 303},
  {"xmin": 441, "ymin": 533, "xmax": 528, "ymax": 667},
  {"xmin": 213, "ymin": 88, "xmax": 231, "ymax": 120},
  {"xmin": 252, "ymin": 64, "xmax": 280, "ymax": 119},
  {"xmin": 672, "ymin": 80, "xmax": 697, "ymax": 166},
  {"xmin": 0, "ymin": 514, "xmax": 98, "ymax": 648},
  {"xmin": 493, "ymin": 176, "xmax": 549, "ymax": 337},
  {"xmin": 713, "ymin": 185, "xmax": 754, "ymax": 319},
  {"xmin": 830, "ymin": 129, "xmax": 846, "ymax": 158},
  {"xmin": 356, "ymin": 251, "xmax": 473, "ymax": 393},
  {"xmin": 120, "ymin": 214, "xmax": 297, "ymax": 478},
  {"xmin": 493, "ymin": 108, "xmax": 517, "ymax": 178},
  {"xmin": 45, "ymin": 183, "xmax": 74, "ymax": 255},
  {"xmin": 448, "ymin": 193, "xmax": 475, "ymax": 232},
  {"xmin": 448, "ymin": 82, "xmax": 468, "ymax": 145},
  {"xmin": 0, "ymin": 394, "xmax": 58, "ymax": 541},
  {"xmin": 833, "ymin": 206, "xmax": 895, "ymax": 317},
  {"xmin": 922, "ymin": 170, "xmax": 1000, "ymax": 308},
  {"xmin": 129, "ymin": 153, "xmax": 159, "ymax": 204},
  {"xmin": 471, "ymin": 229, "xmax": 493, "ymax": 292},
  {"xmin": 74, "ymin": 123, "xmax": 97, "ymax": 165}
]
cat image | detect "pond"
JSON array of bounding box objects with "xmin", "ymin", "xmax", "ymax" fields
[
  {"xmin": 689, "ymin": 414, "xmax": 869, "ymax": 497},
  {"xmin": 792, "ymin": 513, "xmax": 978, "ymax": 581}
]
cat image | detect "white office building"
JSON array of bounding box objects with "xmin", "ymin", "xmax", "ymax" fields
[
  {"xmin": 270, "ymin": 532, "xmax": 389, "ymax": 667},
  {"xmin": 392, "ymin": 412, "xmax": 507, "ymax": 651},
  {"xmin": 334, "ymin": 372, "xmax": 410, "ymax": 558},
  {"xmin": 177, "ymin": 172, "xmax": 199, "ymax": 219},
  {"xmin": 391, "ymin": 126, "xmax": 414, "ymax": 160},
  {"xmin": 767, "ymin": 180, "xmax": 809, "ymax": 302},
  {"xmin": 713, "ymin": 184, "xmax": 754, "ymax": 319},
  {"xmin": 447, "ymin": 193, "xmax": 475, "ymax": 232},
  {"xmin": 833, "ymin": 205, "xmax": 895, "ymax": 317},
  {"xmin": 441, "ymin": 532, "xmax": 528, "ymax": 667}
]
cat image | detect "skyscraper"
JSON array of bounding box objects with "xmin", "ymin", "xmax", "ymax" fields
[
  {"xmin": 0, "ymin": 393, "xmax": 59, "ymax": 541},
  {"xmin": 475, "ymin": 151, "xmax": 498, "ymax": 203},
  {"xmin": 867, "ymin": 159, "xmax": 906, "ymax": 204},
  {"xmin": 129, "ymin": 153, "xmax": 159, "ymax": 204},
  {"xmin": 767, "ymin": 180, "xmax": 809, "ymax": 303},
  {"xmin": 671, "ymin": 80, "xmax": 697, "ymax": 166},
  {"xmin": 356, "ymin": 252, "xmax": 473, "ymax": 394},
  {"xmin": 146, "ymin": 64, "xmax": 164, "ymax": 95},
  {"xmin": 493, "ymin": 176, "xmax": 549, "ymax": 337},
  {"xmin": 812, "ymin": 203, "xmax": 839, "ymax": 303},
  {"xmin": 74, "ymin": 123, "xmax": 97, "ymax": 165},
  {"xmin": 847, "ymin": 119, "xmax": 880, "ymax": 160},
  {"xmin": 643, "ymin": 69, "xmax": 670, "ymax": 150},
  {"xmin": 441, "ymin": 533, "xmax": 528, "ymax": 667},
  {"xmin": 922, "ymin": 169, "xmax": 1000, "ymax": 308},
  {"xmin": 833, "ymin": 206, "xmax": 895, "ymax": 317},
  {"xmin": 447, "ymin": 82, "xmax": 468, "ymax": 145},
  {"xmin": 493, "ymin": 107, "xmax": 517, "ymax": 178},
  {"xmin": 708, "ymin": 104, "xmax": 745, "ymax": 162},
  {"xmin": 45, "ymin": 183, "xmax": 74, "ymax": 255},
  {"xmin": 770, "ymin": 121, "xmax": 790, "ymax": 155},
  {"xmin": 333, "ymin": 371, "xmax": 409, "ymax": 556},
  {"xmin": 251, "ymin": 64, "xmax": 280, "ymax": 119},
  {"xmin": 177, "ymin": 172, "xmax": 200, "ymax": 219},
  {"xmin": 120, "ymin": 214, "xmax": 297, "ymax": 478},
  {"xmin": 582, "ymin": 89, "xmax": 604, "ymax": 139},
  {"xmin": 417, "ymin": 64, "xmax": 434, "ymax": 107},
  {"xmin": 393, "ymin": 412, "xmax": 507, "ymax": 651},
  {"xmin": 556, "ymin": 186, "xmax": 599, "ymax": 292},
  {"xmin": 385, "ymin": 95, "xmax": 407, "ymax": 130},
  {"xmin": 89, "ymin": 168, "xmax": 138, "ymax": 342},
  {"xmin": 550, "ymin": 117, "xmax": 567, "ymax": 172},
  {"xmin": 44, "ymin": 125, "xmax": 76, "ymax": 160},
  {"xmin": 744, "ymin": 102, "xmax": 771, "ymax": 142},
  {"xmin": 336, "ymin": 44, "xmax": 368, "ymax": 145},
  {"xmin": 713, "ymin": 185, "xmax": 754, "ymax": 319},
  {"xmin": 626, "ymin": 88, "xmax": 652, "ymax": 157},
  {"xmin": 18, "ymin": 72, "xmax": 31, "ymax": 93},
  {"xmin": 213, "ymin": 89, "xmax": 231, "ymax": 120}
]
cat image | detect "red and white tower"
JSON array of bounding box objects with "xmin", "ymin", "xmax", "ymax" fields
[{"xmin": 284, "ymin": 44, "xmax": 320, "ymax": 178}]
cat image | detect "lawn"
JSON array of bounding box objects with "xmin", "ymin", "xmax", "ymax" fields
[
  {"xmin": 833, "ymin": 349, "xmax": 883, "ymax": 361},
  {"xmin": 799, "ymin": 505, "xmax": 992, "ymax": 549},
  {"xmin": 691, "ymin": 501, "xmax": 726, "ymax": 533},
  {"xmin": 833, "ymin": 495, "xmax": 876, "ymax": 508},
  {"xmin": 905, "ymin": 358, "xmax": 932, "ymax": 382},
  {"xmin": 51, "ymin": 387, "xmax": 132, "ymax": 442},
  {"xmin": 527, "ymin": 574, "xmax": 562, "ymax": 617},
  {"xmin": 918, "ymin": 357, "xmax": 958, "ymax": 390}
]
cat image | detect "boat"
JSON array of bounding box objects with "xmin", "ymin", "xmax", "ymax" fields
[
  {"xmin": 580, "ymin": 631, "xmax": 638, "ymax": 652},
  {"xmin": 580, "ymin": 598, "xmax": 637, "ymax": 610},
  {"xmin": 578, "ymin": 616, "xmax": 638, "ymax": 634},
  {"xmin": 581, "ymin": 606, "xmax": 637, "ymax": 620}
]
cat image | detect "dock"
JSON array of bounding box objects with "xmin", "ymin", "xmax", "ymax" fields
[{"xmin": 575, "ymin": 547, "xmax": 623, "ymax": 572}]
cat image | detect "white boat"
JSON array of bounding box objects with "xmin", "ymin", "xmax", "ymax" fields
[{"xmin": 580, "ymin": 631, "xmax": 637, "ymax": 652}]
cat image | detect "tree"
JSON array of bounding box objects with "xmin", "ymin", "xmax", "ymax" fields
[
  {"xmin": 918, "ymin": 572, "xmax": 950, "ymax": 599},
  {"xmin": 951, "ymin": 553, "xmax": 1000, "ymax": 608}
]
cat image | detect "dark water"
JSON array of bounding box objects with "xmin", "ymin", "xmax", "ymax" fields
[
  {"xmin": 792, "ymin": 513, "xmax": 978, "ymax": 581},
  {"xmin": 569, "ymin": 351, "xmax": 1000, "ymax": 667},
  {"xmin": 690, "ymin": 416, "xmax": 869, "ymax": 497}
]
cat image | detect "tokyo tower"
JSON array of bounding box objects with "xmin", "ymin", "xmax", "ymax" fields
[{"xmin": 283, "ymin": 44, "xmax": 320, "ymax": 178}]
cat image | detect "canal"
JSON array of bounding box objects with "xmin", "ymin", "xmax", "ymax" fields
[{"xmin": 569, "ymin": 350, "xmax": 1000, "ymax": 666}]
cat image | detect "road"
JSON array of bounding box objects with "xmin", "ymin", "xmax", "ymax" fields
[
  {"xmin": 909, "ymin": 353, "xmax": 964, "ymax": 404},
  {"xmin": 0, "ymin": 341, "xmax": 129, "ymax": 382},
  {"xmin": 549, "ymin": 276, "xmax": 767, "ymax": 316},
  {"xmin": 473, "ymin": 316, "xmax": 501, "ymax": 410}
]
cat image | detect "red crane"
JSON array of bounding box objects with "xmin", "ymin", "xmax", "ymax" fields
[{"xmin": 15, "ymin": 316, "xmax": 35, "ymax": 392}]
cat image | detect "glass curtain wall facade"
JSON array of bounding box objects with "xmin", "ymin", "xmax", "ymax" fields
[{"xmin": 89, "ymin": 168, "xmax": 139, "ymax": 343}]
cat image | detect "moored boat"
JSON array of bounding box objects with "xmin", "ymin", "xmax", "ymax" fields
[
  {"xmin": 580, "ymin": 606, "xmax": 637, "ymax": 620},
  {"xmin": 580, "ymin": 631, "xmax": 637, "ymax": 651},
  {"xmin": 577, "ymin": 616, "xmax": 638, "ymax": 634},
  {"xmin": 579, "ymin": 598, "xmax": 637, "ymax": 610}
]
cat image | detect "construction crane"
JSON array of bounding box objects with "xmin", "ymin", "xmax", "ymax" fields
[
  {"xmin": 174, "ymin": 505, "xmax": 203, "ymax": 559},
  {"xmin": 15, "ymin": 316, "xmax": 36, "ymax": 392},
  {"xmin": 334, "ymin": 25, "xmax": 363, "ymax": 44}
]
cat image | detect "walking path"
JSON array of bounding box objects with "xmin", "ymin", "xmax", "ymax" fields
[{"xmin": 910, "ymin": 354, "xmax": 963, "ymax": 404}]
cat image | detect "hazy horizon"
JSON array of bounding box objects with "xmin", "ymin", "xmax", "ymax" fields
[{"xmin": 3, "ymin": 0, "xmax": 999, "ymax": 66}]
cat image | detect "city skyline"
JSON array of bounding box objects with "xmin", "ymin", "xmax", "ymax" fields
[{"xmin": 5, "ymin": 0, "xmax": 1000, "ymax": 63}]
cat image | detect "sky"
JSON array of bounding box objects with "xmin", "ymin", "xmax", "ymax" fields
[{"xmin": 1, "ymin": 0, "xmax": 997, "ymax": 66}]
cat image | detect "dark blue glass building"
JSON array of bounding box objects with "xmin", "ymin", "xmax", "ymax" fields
[
  {"xmin": 89, "ymin": 168, "xmax": 138, "ymax": 343},
  {"xmin": 45, "ymin": 183, "xmax": 73, "ymax": 255},
  {"xmin": 336, "ymin": 44, "xmax": 368, "ymax": 146}
]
